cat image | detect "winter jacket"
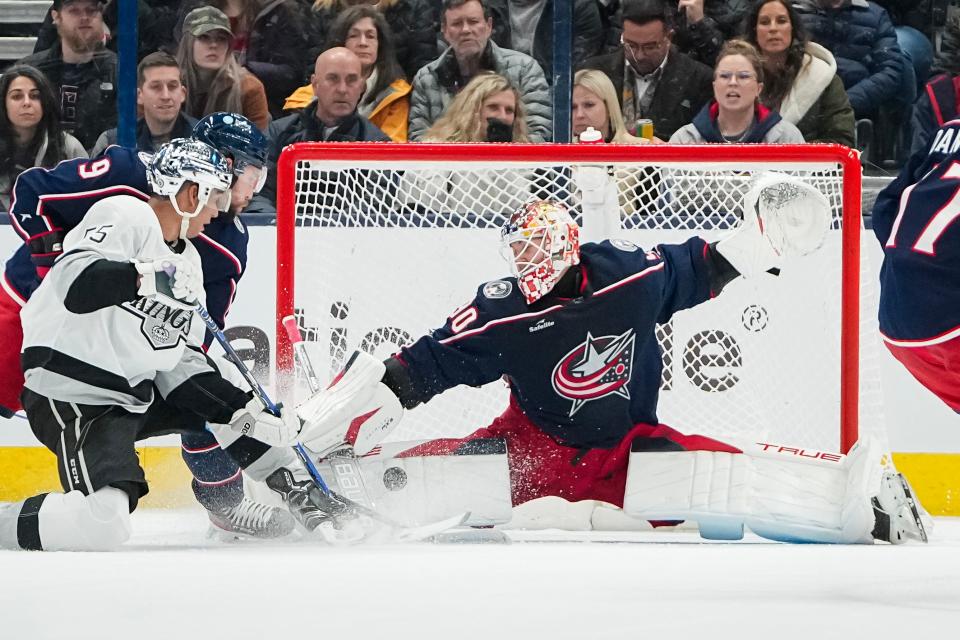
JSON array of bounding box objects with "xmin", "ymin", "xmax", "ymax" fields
[
  {"xmin": 578, "ymin": 46, "xmax": 714, "ymax": 141},
  {"xmin": 283, "ymin": 78, "xmax": 412, "ymax": 142},
  {"xmin": 669, "ymin": 101, "xmax": 805, "ymax": 143},
  {"xmin": 246, "ymin": 99, "xmax": 390, "ymax": 213},
  {"xmin": 0, "ymin": 132, "xmax": 87, "ymax": 211},
  {"xmin": 409, "ymin": 40, "xmax": 552, "ymax": 142},
  {"xmin": 486, "ymin": 0, "xmax": 603, "ymax": 84},
  {"xmin": 90, "ymin": 112, "xmax": 199, "ymax": 158},
  {"xmin": 18, "ymin": 44, "xmax": 118, "ymax": 152},
  {"xmin": 776, "ymin": 42, "xmax": 856, "ymax": 146},
  {"xmin": 177, "ymin": 0, "xmax": 306, "ymax": 118},
  {"xmin": 874, "ymin": 0, "xmax": 936, "ymax": 36},
  {"xmin": 670, "ymin": 0, "xmax": 751, "ymax": 67},
  {"xmin": 793, "ymin": 0, "xmax": 906, "ymax": 118},
  {"xmin": 304, "ymin": 0, "xmax": 437, "ymax": 81}
]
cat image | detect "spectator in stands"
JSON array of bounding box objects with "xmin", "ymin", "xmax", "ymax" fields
[
  {"xmin": 176, "ymin": 6, "xmax": 270, "ymax": 131},
  {"xmin": 174, "ymin": 0, "xmax": 306, "ymax": 118},
  {"xmin": 669, "ymin": 0, "xmax": 750, "ymax": 66},
  {"xmin": 282, "ymin": 6, "xmax": 412, "ymax": 141},
  {"xmin": 743, "ymin": 0, "xmax": 854, "ymax": 146},
  {"xmin": 0, "ymin": 65, "xmax": 87, "ymax": 210},
  {"xmin": 247, "ymin": 47, "xmax": 390, "ymax": 213},
  {"xmin": 483, "ymin": 0, "xmax": 604, "ymax": 83},
  {"xmin": 875, "ymin": 0, "xmax": 935, "ymax": 95},
  {"xmin": 792, "ymin": 0, "xmax": 907, "ymax": 122},
  {"xmin": 578, "ymin": 0, "xmax": 713, "ymax": 142},
  {"xmin": 33, "ymin": 0, "xmax": 166, "ymax": 62},
  {"xmin": 304, "ymin": 0, "xmax": 437, "ymax": 81},
  {"xmin": 670, "ymin": 39, "xmax": 804, "ymax": 142},
  {"xmin": 402, "ymin": 72, "xmax": 533, "ymax": 215},
  {"xmin": 910, "ymin": 17, "xmax": 960, "ymax": 155},
  {"xmin": 409, "ymin": 0, "xmax": 552, "ymax": 141},
  {"xmin": 18, "ymin": 0, "xmax": 117, "ymax": 152},
  {"xmin": 572, "ymin": 69, "xmax": 647, "ymax": 143},
  {"xmin": 89, "ymin": 52, "xmax": 195, "ymax": 156}
]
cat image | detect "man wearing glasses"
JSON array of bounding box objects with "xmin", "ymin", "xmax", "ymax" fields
[{"xmin": 578, "ymin": 0, "xmax": 713, "ymax": 142}]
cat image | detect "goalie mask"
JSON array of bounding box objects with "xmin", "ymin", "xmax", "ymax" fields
[
  {"xmin": 500, "ymin": 200, "xmax": 580, "ymax": 304},
  {"xmin": 146, "ymin": 138, "xmax": 233, "ymax": 239}
]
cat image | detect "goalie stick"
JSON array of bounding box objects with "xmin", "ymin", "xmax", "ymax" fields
[
  {"xmin": 190, "ymin": 300, "xmax": 469, "ymax": 537},
  {"xmin": 281, "ymin": 314, "xmax": 376, "ymax": 511}
]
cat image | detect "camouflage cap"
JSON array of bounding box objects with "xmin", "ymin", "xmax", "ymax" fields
[{"xmin": 182, "ymin": 6, "xmax": 233, "ymax": 38}]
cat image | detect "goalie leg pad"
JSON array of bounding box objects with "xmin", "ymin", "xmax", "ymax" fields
[
  {"xmin": 623, "ymin": 440, "xmax": 880, "ymax": 544},
  {"xmin": 315, "ymin": 439, "xmax": 513, "ymax": 527}
]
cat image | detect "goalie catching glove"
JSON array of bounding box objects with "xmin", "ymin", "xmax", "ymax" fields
[
  {"xmin": 296, "ymin": 350, "xmax": 403, "ymax": 457},
  {"xmin": 716, "ymin": 172, "xmax": 831, "ymax": 278},
  {"xmin": 135, "ymin": 254, "xmax": 203, "ymax": 310}
]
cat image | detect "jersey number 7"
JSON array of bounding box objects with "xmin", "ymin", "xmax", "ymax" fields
[{"xmin": 886, "ymin": 161, "xmax": 960, "ymax": 255}]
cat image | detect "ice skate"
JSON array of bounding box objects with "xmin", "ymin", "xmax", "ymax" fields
[
  {"xmin": 265, "ymin": 466, "xmax": 352, "ymax": 533},
  {"xmin": 207, "ymin": 497, "xmax": 296, "ymax": 540},
  {"xmin": 872, "ymin": 471, "xmax": 929, "ymax": 544}
]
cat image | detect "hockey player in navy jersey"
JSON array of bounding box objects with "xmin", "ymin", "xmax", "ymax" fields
[
  {"xmin": 873, "ymin": 119, "xmax": 960, "ymax": 413},
  {"xmin": 0, "ymin": 113, "xmax": 288, "ymax": 538},
  {"xmin": 294, "ymin": 185, "xmax": 928, "ymax": 545},
  {"xmin": 0, "ymin": 140, "xmax": 332, "ymax": 551}
]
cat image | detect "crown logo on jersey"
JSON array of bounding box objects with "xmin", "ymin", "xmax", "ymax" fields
[{"xmin": 551, "ymin": 329, "xmax": 636, "ymax": 417}]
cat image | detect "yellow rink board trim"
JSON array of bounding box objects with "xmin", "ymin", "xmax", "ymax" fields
[{"xmin": 1, "ymin": 447, "xmax": 958, "ymax": 515}]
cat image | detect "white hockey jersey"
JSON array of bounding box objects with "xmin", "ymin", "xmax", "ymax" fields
[{"xmin": 21, "ymin": 194, "xmax": 225, "ymax": 412}]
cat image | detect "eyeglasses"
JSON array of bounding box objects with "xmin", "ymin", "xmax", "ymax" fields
[
  {"xmin": 715, "ymin": 71, "xmax": 757, "ymax": 83},
  {"xmin": 621, "ymin": 37, "xmax": 666, "ymax": 56}
]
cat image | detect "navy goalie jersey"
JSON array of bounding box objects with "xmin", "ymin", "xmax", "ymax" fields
[
  {"xmin": 873, "ymin": 120, "xmax": 960, "ymax": 343},
  {"xmin": 4, "ymin": 146, "xmax": 248, "ymax": 343},
  {"xmin": 395, "ymin": 238, "xmax": 714, "ymax": 449}
]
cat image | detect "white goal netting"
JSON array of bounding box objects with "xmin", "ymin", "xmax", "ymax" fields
[{"xmin": 276, "ymin": 143, "xmax": 885, "ymax": 454}]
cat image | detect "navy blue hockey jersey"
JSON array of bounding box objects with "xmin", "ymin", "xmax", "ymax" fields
[
  {"xmin": 396, "ymin": 238, "xmax": 714, "ymax": 449},
  {"xmin": 3, "ymin": 146, "xmax": 248, "ymax": 342},
  {"xmin": 873, "ymin": 120, "xmax": 960, "ymax": 343}
]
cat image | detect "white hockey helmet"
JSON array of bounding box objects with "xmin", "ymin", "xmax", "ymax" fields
[
  {"xmin": 500, "ymin": 200, "xmax": 581, "ymax": 304},
  {"xmin": 146, "ymin": 138, "xmax": 233, "ymax": 238}
]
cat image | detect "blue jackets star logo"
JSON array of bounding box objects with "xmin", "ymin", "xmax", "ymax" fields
[{"xmin": 551, "ymin": 329, "xmax": 636, "ymax": 416}]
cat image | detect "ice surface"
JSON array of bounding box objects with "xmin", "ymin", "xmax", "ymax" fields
[{"xmin": 2, "ymin": 510, "xmax": 959, "ymax": 639}]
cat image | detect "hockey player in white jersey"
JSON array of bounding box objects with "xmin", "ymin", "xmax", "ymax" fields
[{"xmin": 0, "ymin": 139, "xmax": 331, "ymax": 551}]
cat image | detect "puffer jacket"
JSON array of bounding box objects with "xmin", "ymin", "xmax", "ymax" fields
[
  {"xmin": 177, "ymin": 0, "xmax": 306, "ymax": 118},
  {"xmin": 283, "ymin": 78, "xmax": 412, "ymax": 141},
  {"xmin": 670, "ymin": 101, "xmax": 804, "ymax": 143},
  {"xmin": 486, "ymin": 0, "xmax": 603, "ymax": 84},
  {"xmin": 793, "ymin": 0, "xmax": 905, "ymax": 117},
  {"xmin": 776, "ymin": 42, "xmax": 856, "ymax": 146},
  {"xmin": 304, "ymin": 0, "xmax": 437, "ymax": 81},
  {"xmin": 409, "ymin": 40, "xmax": 552, "ymax": 142}
]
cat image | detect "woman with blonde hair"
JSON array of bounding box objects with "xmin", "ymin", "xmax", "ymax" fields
[
  {"xmin": 403, "ymin": 73, "xmax": 533, "ymax": 216},
  {"xmin": 573, "ymin": 69, "xmax": 647, "ymax": 144},
  {"xmin": 176, "ymin": 6, "xmax": 270, "ymax": 131},
  {"xmin": 423, "ymin": 72, "xmax": 529, "ymax": 143}
]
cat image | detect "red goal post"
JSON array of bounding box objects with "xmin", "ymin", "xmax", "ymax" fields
[{"xmin": 276, "ymin": 142, "xmax": 867, "ymax": 454}]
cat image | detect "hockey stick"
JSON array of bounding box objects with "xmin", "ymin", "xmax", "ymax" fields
[
  {"xmin": 191, "ymin": 300, "xmax": 464, "ymax": 534},
  {"xmin": 280, "ymin": 315, "xmax": 375, "ymax": 510}
]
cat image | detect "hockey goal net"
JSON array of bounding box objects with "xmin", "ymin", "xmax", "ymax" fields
[{"xmin": 276, "ymin": 143, "xmax": 884, "ymax": 455}]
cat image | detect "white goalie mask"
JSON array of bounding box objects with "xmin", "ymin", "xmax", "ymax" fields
[
  {"xmin": 500, "ymin": 200, "xmax": 581, "ymax": 304},
  {"xmin": 146, "ymin": 138, "xmax": 234, "ymax": 238}
]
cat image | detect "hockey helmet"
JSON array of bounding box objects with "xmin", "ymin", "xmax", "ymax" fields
[
  {"xmin": 500, "ymin": 200, "xmax": 580, "ymax": 303},
  {"xmin": 193, "ymin": 112, "xmax": 268, "ymax": 193},
  {"xmin": 146, "ymin": 138, "xmax": 233, "ymax": 238}
]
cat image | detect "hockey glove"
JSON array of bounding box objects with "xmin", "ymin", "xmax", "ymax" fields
[
  {"xmin": 297, "ymin": 350, "xmax": 403, "ymax": 457},
  {"xmin": 135, "ymin": 255, "xmax": 203, "ymax": 310},
  {"xmin": 717, "ymin": 173, "xmax": 831, "ymax": 278},
  {"xmin": 229, "ymin": 397, "xmax": 302, "ymax": 447}
]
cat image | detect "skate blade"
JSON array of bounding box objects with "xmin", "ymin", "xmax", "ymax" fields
[{"xmin": 896, "ymin": 473, "xmax": 929, "ymax": 544}]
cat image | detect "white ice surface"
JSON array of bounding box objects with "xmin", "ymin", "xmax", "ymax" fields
[{"xmin": 3, "ymin": 511, "xmax": 960, "ymax": 639}]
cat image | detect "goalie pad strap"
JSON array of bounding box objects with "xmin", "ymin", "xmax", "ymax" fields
[{"xmin": 623, "ymin": 444, "xmax": 877, "ymax": 544}]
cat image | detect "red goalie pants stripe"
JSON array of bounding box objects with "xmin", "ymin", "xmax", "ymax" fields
[
  {"xmin": 398, "ymin": 395, "xmax": 739, "ymax": 507},
  {"xmin": 885, "ymin": 340, "xmax": 960, "ymax": 412},
  {"xmin": 0, "ymin": 284, "xmax": 25, "ymax": 415}
]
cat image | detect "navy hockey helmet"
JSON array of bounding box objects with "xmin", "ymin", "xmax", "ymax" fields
[{"xmin": 193, "ymin": 112, "xmax": 268, "ymax": 192}]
